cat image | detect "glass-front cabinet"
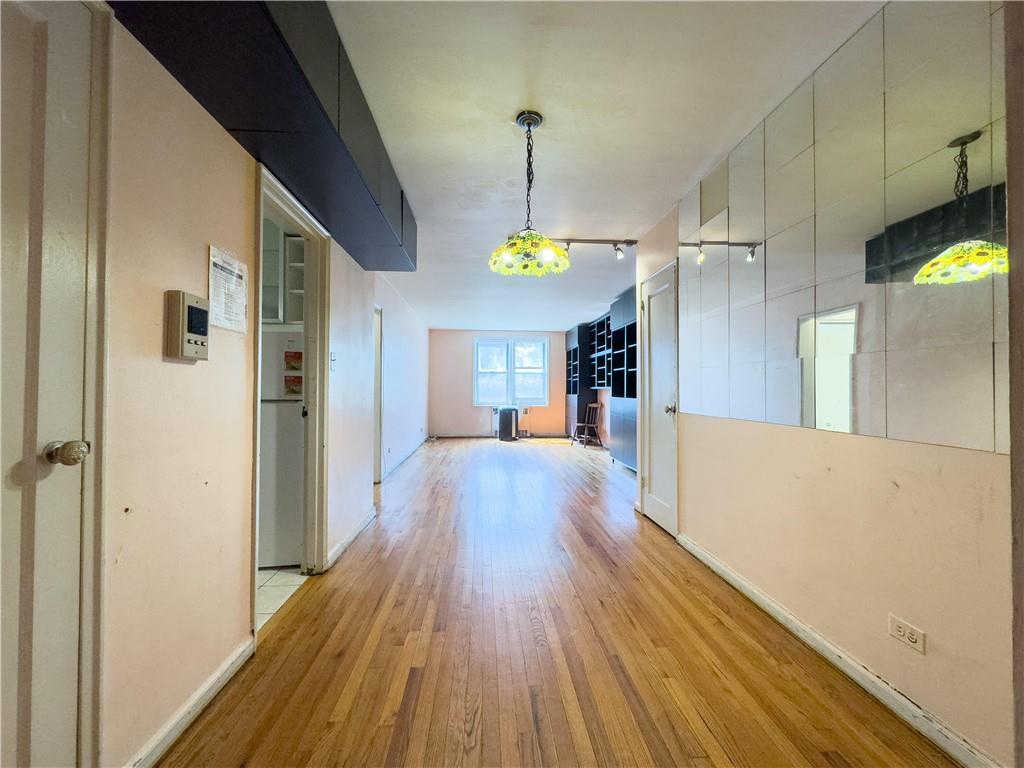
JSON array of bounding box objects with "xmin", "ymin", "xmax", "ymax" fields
[{"xmin": 261, "ymin": 217, "xmax": 305, "ymax": 325}]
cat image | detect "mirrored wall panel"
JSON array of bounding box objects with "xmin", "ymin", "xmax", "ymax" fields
[{"xmin": 676, "ymin": 2, "xmax": 1008, "ymax": 453}]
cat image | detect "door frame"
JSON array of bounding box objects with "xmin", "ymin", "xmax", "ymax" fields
[
  {"xmin": 254, "ymin": 167, "xmax": 331, "ymax": 637},
  {"xmin": 79, "ymin": 7, "xmax": 112, "ymax": 764},
  {"xmin": 638, "ymin": 260, "xmax": 679, "ymax": 533}
]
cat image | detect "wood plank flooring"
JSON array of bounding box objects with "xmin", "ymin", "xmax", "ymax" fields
[{"xmin": 160, "ymin": 438, "xmax": 956, "ymax": 768}]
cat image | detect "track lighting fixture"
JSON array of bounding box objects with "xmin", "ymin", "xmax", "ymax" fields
[
  {"xmin": 614, "ymin": 245, "xmax": 625, "ymax": 261},
  {"xmin": 680, "ymin": 240, "xmax": 761, "ymax": 266}
]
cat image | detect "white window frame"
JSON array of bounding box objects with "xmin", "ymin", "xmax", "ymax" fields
[{"xmin": 473, "ymin": 336, "xmax": 549, "ymax": 407}]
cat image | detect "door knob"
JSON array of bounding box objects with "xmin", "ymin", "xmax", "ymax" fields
[
  {"xmin": 43, "ymin": 440, "xmax": 90, "ymax": 466},
  {"xmin": 664, "ymin": 405, "xmax": 677, "ymax": 414}
]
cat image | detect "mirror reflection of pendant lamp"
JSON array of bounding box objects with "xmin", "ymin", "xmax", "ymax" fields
[{"xmin": 913, "ymin": 130, "xmax": 1009, "ymax": 285}]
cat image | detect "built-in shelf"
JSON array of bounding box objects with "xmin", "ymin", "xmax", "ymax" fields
[
  {"xmin": 565, "ymin": 346, "xmax": 580, "ymax": 396},
  {"xmin": 566, "ymin": 286, "xmax": 636, "ymax": 468},
  {"xmin": 589, "ymin": 313, "xmax": 612, "ymax": 389}
]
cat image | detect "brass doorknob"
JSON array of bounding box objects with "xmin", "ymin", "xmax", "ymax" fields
[{"xmin": 43, "ymin": 440, "xmax": 90, "ymax": 466}]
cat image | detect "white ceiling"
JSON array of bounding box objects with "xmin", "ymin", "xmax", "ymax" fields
[{"xmin": 329, "ymin": 1, "xmax": 882, "ymax": 331}]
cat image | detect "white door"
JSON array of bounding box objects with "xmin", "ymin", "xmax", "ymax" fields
[
  {"xmin": 641, "ymin": 264, "xmax": 679, "ymax": 536},
  {"xmin": 2, "ymin": 2, "xmax": 101, "ymax": 764}
]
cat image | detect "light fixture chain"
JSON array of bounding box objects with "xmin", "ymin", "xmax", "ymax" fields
[
  {"xmin": 954, "ymin": 143, "xmax": 969, "ymax": 200},
  {"xmin": 525, "ymin": 126, "xmax": 534, "ymax": 229}
]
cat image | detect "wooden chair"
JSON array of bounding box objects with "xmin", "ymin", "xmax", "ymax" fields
[{"xmin": 570, "ymin": 402, "xmax": 603, "ymax": 448}]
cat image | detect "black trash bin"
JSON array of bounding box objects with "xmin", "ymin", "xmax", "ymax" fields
[{"xmin": 497, "ymin": 407, "xmax": 518, "ymax": 441}]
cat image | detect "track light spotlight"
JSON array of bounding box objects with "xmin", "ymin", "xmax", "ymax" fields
[
  {"xmin": 614, "ymin": 245, "xmax": 625, "ymax": 260},
  {"xmin": 697, "ymin": 247, "xmax": 706, "ymax": 265},
  {"xmin": 746, "ymin": 245, "xmax": 756, "ymax": 263}
]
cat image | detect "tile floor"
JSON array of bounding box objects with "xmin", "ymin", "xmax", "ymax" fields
[{"xmin": 255, "ymin": 567, "xmax": 309, "ymax": 630}]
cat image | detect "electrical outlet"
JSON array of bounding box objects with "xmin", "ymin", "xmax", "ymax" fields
[{"xmin": 889, "ymin": 613, "xmax": 926, "ymax": 654}]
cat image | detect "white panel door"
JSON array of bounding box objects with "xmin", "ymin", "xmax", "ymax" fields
[
  {"xmin": 641, "ymin": 264, "xmax": 679, "ymax": 535},
  {"xmin": 1, "ymin": 2, "xmax": 97, "ymax": 764}
]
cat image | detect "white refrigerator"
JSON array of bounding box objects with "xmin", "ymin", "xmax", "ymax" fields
[{"xmin": 258, "ymin": 329, "xmax": 305, "ymax": 567}]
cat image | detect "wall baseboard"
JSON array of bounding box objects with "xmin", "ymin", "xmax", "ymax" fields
[
  {"xmin": 326, "ymin": 507, "xmax": 375, "ymax": 569},
  {"xmin": 675, "ymin": 533, "xmax": 1000, "ymax": 768},
  {"xmin": 128, "ymin": 637, "xmax": 254, "ymax": 768}
]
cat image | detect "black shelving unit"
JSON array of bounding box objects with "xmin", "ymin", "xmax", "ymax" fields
[
  {"xmin": 566, "ymin": 291, "xmax": 637, "ymax": 467},
  {"xmin": 609, "ymin": 286, "xmax": 637, "ymax": 470},
  {"xmin": 565, "ymin": 346, "xmax": 580, "ymax": 395},
  {"xmin": 589, "ymin": 313, "xmax": 612, "ymax": 389},
  {"xmin": 626, "ymin": 322, "xmax": 637, "ymax": 399},
  {"xmin": 565, "ymin": 324, "xmax": 596, "ymax": 435}
]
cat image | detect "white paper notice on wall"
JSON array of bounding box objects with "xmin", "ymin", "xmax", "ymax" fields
[{"xmin": 209, "ymin": 245, "xmax": 247, "ymax": 333}]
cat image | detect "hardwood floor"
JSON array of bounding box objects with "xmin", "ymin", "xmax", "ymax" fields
[{"xmin": 160, "ymin": 438, "xmax": 956, "ymax": 768}]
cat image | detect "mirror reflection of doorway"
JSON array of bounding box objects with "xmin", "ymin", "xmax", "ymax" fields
[{"xmin": 799, "ymin": 306, "xmax": 858, "ymax": 434}]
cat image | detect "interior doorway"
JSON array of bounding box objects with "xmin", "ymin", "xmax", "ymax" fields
[
  {"xmin": 373, "ymin": 306, "xmax": 383, "ymax": 483},
  {"xmin": 640, "ymin": 262, "xmax": 679, "ymax": 536},
  {"xmin": 255, "ymin": 169, "xmax": 329, "ymax": 635}
]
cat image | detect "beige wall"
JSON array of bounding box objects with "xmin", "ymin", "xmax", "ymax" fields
[
  {"xmin": 428, "ymin": 330, "xmax": 566, "ymax": 436},
  {"xmin": 637, "ymin": 204, "xmax": 679, "ymax": 286},
  {"xmin": 103, "ymin": 24, "xmax": 257, "ymax": 766},
  {"xmin": 326, "ymin": 242, "xmax": 375, "ymax": 559},
  {"xmin": 680, "ymin": 415, "xmax": 1013, "ymax": 764},
  {"xmin": 374, "ymin": 274, "xmax": 428, "ymax": 475}
]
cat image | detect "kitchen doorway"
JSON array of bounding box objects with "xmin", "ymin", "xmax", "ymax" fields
[{"xmin": 254, "ymin": 168, "xmax": 330, "ymax": 636}]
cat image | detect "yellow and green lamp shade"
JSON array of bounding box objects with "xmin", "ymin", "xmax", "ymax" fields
[
  {"xmin": 913, "ymin": 239, "xmax": 1009, "ymax": 285},
  {"xmin": 490, "ymin": 229, "xmax": 570, "ymax": 277}
]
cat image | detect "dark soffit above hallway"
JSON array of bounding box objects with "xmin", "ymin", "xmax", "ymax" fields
[{"xmin": 108, "ymin": 1, "xmax": 417, "ymax": 272}]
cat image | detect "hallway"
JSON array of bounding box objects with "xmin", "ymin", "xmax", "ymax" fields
[{"xmin": 161, "ymin": 439, "xmax": 953, "ymax": 767}]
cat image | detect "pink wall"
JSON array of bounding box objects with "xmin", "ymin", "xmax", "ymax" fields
[
  {"xmin": 428, "ymin": 330, "xmax": 566, "ymax": 437},
  {"xmin": 374, "ymin": 275, "xmax": 428, "ymax": 475},
  {"xmin": 103, "ymin": 24, "xmax": 256, "ymax": 766},
  {"xmin": 680, "ymin": 415, "xmax": 1013, "ymax": 764}
]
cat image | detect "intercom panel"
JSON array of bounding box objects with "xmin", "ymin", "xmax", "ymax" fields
[{"xmin": 165, "ymin": 290, "xmax": 209, "ymax": 361}]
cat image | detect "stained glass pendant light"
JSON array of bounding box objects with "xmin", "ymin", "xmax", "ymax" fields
[
  {"xmin": 913, "ymin": 130, "xmax": 1010, "ymax": 285},
  {"xmin": 914, "ymin": 239, "xmax": 1009, "ymax": 285},
  {"xmin": 490, "ymin": 111, "xmax": 570, "ymax": 277}
]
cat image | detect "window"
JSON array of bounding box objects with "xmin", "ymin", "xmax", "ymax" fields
[{"xmin": 473, "ymin": 337, "xmax": 549, "ymax": 407}]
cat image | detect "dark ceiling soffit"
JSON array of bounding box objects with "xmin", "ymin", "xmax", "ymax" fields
[{"xmin": 107, "ymin": 1, "xmax": 414, "ymax": 272}]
